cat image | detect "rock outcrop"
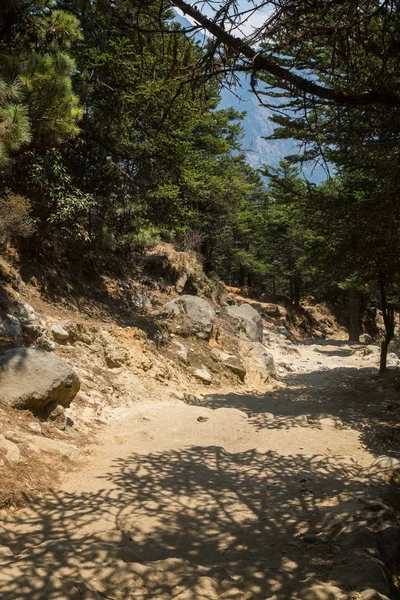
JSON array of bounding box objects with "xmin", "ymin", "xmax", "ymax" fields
[
  {"xmin": 224, "ymin": 303, "xmax": 263, "ymax": 343},
  {"xmin": 162, "ymin": 295, "xmax": 216, "ymax": 339},
  {"xmin": 240, "ymin": 341, "xmax": 276, "ymax": 381},
  {"xmin": 0, "ymin": 347, "xmax": 80, "ymax": 412}
]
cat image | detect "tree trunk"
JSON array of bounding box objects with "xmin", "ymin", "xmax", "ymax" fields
[
  {"xmin": 200, "ymin": 239, "xmax": 213, "ymax": 274},
  {"xmin": 348, "ymin": 288, "xmax": 360, "ymax": 342},
  {"xmin": 293, "ymin": 271, "xmax": 301, "ymax": 307},
  {"xmin": 378, "ymin": 273, "xmax": 395, "ymax": 374},
  {"xmin": 238, "ymin": 266, "xmax": 246, "ymax": 287},
  {"xmin": 289, "ymin": 276, "xmax": 294, "ymax": 305}
]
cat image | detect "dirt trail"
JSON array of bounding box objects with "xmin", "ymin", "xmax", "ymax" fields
[{"xmin": 0, "ymin": 339, "xmax": 399, "ymax": 599}]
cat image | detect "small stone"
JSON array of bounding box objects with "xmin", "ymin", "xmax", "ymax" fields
[
  {"xmin": 210, "ymin": 348, "xmax": 230, "ymax": 362},
  {"xmin": 37, "ymin": 338, "xmax": 56, "ymax": 352},
  {"xmin": 18, "ymin": 303, "xmax": 37, "ymax": 323},
  {"xmin": 47, "ymin": 404, "xmax": 68, "ymax": 429},
  {"xmin": 193, "ymin": 368, "xmax": 212, "ymax": 384},
  {"xmin": 0, "ymin": 435, "xmax": 20, "ymax": 465},
  {"xmin": 51, "ymin": 322, "xmax": 69, "ymax": 341},
  {"xmin": 170, "ymin": 341, "xmax": 189, "ymax": 364},
  {"xmin": 197, "ymin": 416, "xmax": 209, "ymax": 423},
  {"xmin": 27, "ymin": 422, "xmax": 42, "ymax": 434}
]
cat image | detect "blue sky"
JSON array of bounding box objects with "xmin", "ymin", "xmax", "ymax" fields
[{"xmin": 174, "ymin": 1, "xmax": 272, "ymax": 37}]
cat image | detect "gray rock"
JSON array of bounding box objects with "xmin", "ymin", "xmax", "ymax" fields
[
  {"xmin": 0, "ymin": 347, "xmax": 80, "ymax": 412},
  {"xmin": 37, "ymin": 337, "xmax": 57, "ymax": 352},
  {"xmin": 27, "ymin": 422, "xmax": 42, "ymax": 435},
  {"xmin": 175, "ymin": 272, "xmax": 188, "ymax": 294},
  {"xmin": 47, "ymin": 403, "xmax": 68, "ymax": 429},
  {"xmin": 210, "ymin": 348, "xmax": 230, "ymax": 362},
  {"xmin": 224, "ymin": 304, "xmax": 263, "ymax": 343},
  {"xmin": 163, "ymin": 295, "xmax": 216, "ymax": 339},
  {"xmin": 193, "ymin": 368, "xmax": 212, "ymax": 384},
  {"xmin": 387, "ymin": 352, "xmax": 399, "ymax": 364},
  {"xmin": 101, "ymin": 331, "xmax": 129, "ymax": 368},
  {"xmin": 0, "ymin": 435, "xmax": 20, "ymax": 465},
  {"xmin": 51, "ymin": 322, "xmax": 69, "ymax": 341},
  {"xmin": 223, "ymin": 355, "xmax": 246, "ymax": 381},
  {"xmin": 330, "ymin": 558, "xmax": 390, "ymax": 595},
  {"xmin": 18, "ymin": 303, "xmax": 37, "ymax": 323},
  {"xmin": 0, "ymin": 314, "xmax": 21, "ymax": 339},
  {"xmin": 278, "ymin": 361, "xmax": 297, "ymax": 372},
  {"xmin": 131, "ymin": 292, "xmax": 152, "ymax": 309},
  {"xmin": 170, "ymin": 340, "xmax": 189, "ymax": 364},
  {"xmin": 240, "ymin": 341, "xmax": 276, "ymax": 381}
]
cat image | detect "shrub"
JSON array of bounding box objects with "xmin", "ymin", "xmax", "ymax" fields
[{"xmin": 0, "ymin": 191, "xmax": 34, "ymax": 244}]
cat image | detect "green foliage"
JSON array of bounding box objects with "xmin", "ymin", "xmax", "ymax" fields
[
  {"xmin": 0, "ymin": 1, "xmax": 82, "ymax": 162},
  {"xmin": 0, "ymin": 78, "xmax": 31, "ymax": 165},
  {"xmin": 0, "ymin": 190, "xmax": 34, "ymax": 244}
]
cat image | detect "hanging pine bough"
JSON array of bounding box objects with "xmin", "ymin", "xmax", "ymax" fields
[{"xmin": 167, "ymin": 0, "xmax": 400, "ymax": 107}]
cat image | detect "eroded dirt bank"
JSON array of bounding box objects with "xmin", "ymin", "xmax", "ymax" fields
[{"xmin": 1, "ymin": 338, "xmax": 400, "ymax": 600}]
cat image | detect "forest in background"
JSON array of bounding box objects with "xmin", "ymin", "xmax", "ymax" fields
[{"xmin": 1, "ymin": 0, "xmax": 400, "ymax": 370}]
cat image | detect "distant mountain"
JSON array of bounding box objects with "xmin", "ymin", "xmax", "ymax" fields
[
  {"xmin": 173, "ymin": 11, "xmax": 327, "ymax": 183},
  {"xmin": 218, "ymin": 79, "xmax": 327, "ymax": 183}
]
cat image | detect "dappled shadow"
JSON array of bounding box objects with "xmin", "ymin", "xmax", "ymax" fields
[
  {"xmin": 0, "ymin": 446, "xmax": 387, "ymax": 599},
  {"xmin": 189, "ymin": 367, "xmax": 400, "ymax": 457}
]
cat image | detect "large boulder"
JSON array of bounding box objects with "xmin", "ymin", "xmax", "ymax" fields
[
  {"xmin": 162, "ymin": 295, "xmax": 216, "ymax": 339},
  {"xmin": 240, "ymin": 341, "xmax": 276, "ymax": 382},
  {"xmin": 0, "ymin": 348, "xmax": 80, "ymax": 412},
  {"xmin": 223, "ymin": 355, "xmax": 247, "ymax": 381},
  {"xmin": 224, "ymin": 304, "xmax": 263, "ymax": 343}
]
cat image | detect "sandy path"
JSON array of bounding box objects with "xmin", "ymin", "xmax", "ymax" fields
[{"xmin": 0, "ymin": 340, "xmax": 397, "ymax": 599}]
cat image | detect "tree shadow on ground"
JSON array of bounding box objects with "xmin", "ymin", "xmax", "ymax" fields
[
  {"xmin": 188, "ymin": 367, "xmax": 400, "ymax": 458},
  {"xmin": 0, "ymin": 446, "xmax": 389, "ymax": 600}
]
